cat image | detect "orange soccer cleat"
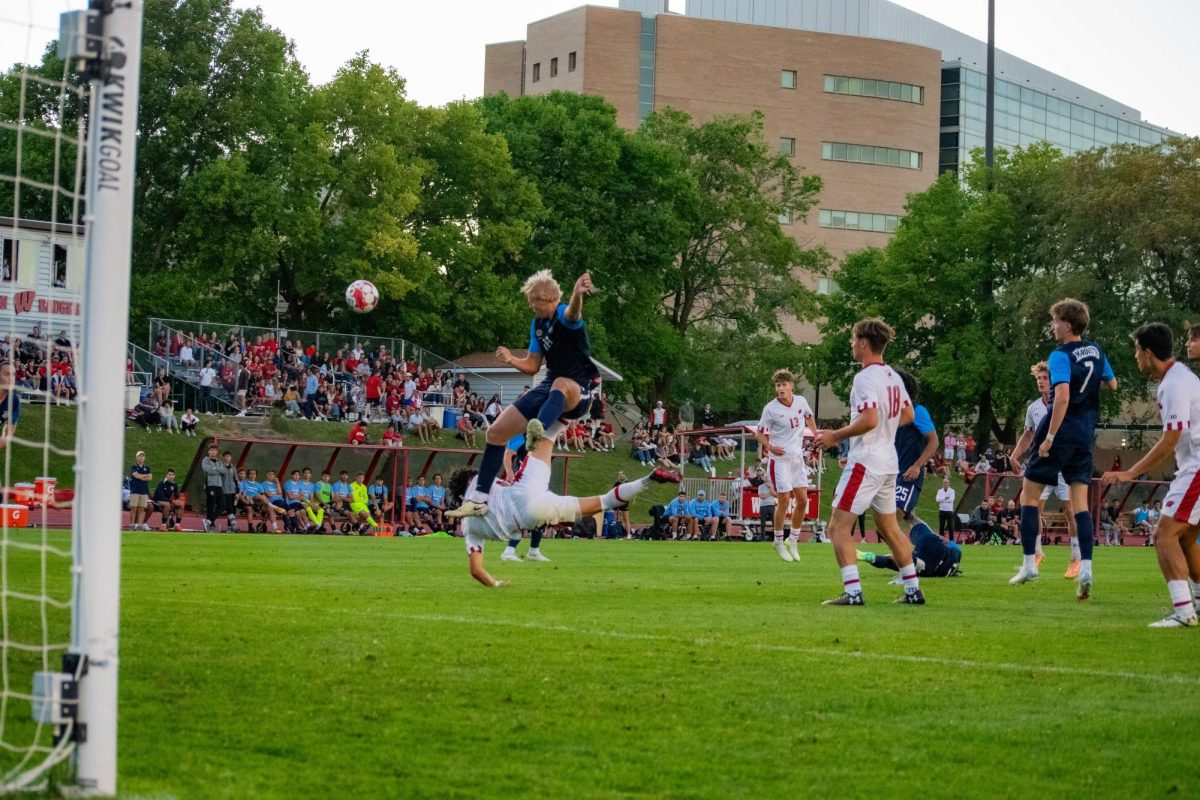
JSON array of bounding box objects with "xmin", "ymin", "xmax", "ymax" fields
[{"xmin": 1063, "ymin": 559, "xmax": 1081, "ymax": 580}]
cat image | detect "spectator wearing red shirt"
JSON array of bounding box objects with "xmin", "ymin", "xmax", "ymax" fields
[
  {"xmin": 382, "ymin": 423, "xmax": 403, "ymax": 447},
  {"xmin": 366, "ymin": 373, "xmax": 383, "ymax": 412},
  {"xmin": 348, "ymin": 419, "xmax": 368, "ymax": 445}
]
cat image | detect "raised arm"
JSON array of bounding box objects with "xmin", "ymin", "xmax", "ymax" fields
[{"xmin": 564, "ymin": 272, "xmax": 594, "ymax": 323}]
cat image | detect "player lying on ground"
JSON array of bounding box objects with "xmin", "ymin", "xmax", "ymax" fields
[
  {"xmin": 859, "ymin": 518, "xmax": 963, "ymax": 578},
  {"xmin": 448, "ymin": 423, "xmax": 681, "ymax": 587},
  {"xmin": 1102, "ymin": 323, "xmax": 1200, "ymax": 628},
  {"xmin": 451, "ymin": 270, "xmax": 600, "ymax": 520}
]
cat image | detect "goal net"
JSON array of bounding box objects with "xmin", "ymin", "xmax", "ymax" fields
[{"xmin": 0, "ymin": 2, "xmax": 144, "ymax": 794}]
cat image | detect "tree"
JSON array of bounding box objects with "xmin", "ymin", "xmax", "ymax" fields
[
  {"xmin": 479, "ymin": 95, "xmax": 827, "ymax": 415},
  {"xmin": 803, "ymin": 145, "xmax": 1069, "ymax": 447}
]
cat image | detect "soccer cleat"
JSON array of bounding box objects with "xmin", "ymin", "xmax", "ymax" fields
[
  {"xmin": 822, "ymin": 591, "xmax": 865, "ymax": 606},
  {"xmin": 202, "ymin": 519, "xmax": 213, "ymax": 532},
  {"xmin": 773, "ymin": 541, "xmax": 794, "ymax": 562},
  {"xmin": 786, "ymin": 540, "xmax": 800, "ymax": 561},
  {"xmin": 649, "ymin": 467, "xmax": 683, "ymax": 484},
  {"xmin": 1076, "ymin": 576, "xmax": 1092, "ymax": 601},
  {"xmin": 895, "ymin": 589, "xmax": 926, "ymax": 605},
  {"xmin": 1063, "ymin": 559, "xmax": 1081, "ymax": 580},
  {"xmin": 447, "ymin": 500, "xmax": 489, "ymax": 519},
  {"xmin": 856, "ymin": 550, "xmax": 876, "ymax": 563},
  {"xmin": 501, "ymin": 550, "xmax": 523, "ymax": 562},
  {"xmin": 1148, "ymin": 611, "xmax": 1199, "ymax": 628},
  {"xmin": 526, "ymin": 551, "xmax": 551, "ymax": 562},
  {"xmin": 1009, "ymin": 567, "xmax": 1039, "ymax": 585},
  {"xmin": 1034, "ymin": 551, "xmax": 1045, "ymax": 568},
  {"xmin": 526, "ymin": 418, "xmax": 546, "ymax": 449}
]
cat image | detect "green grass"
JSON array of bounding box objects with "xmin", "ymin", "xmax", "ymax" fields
[
  {"xmin": 5, "ymin": 533, "xmax": 1196, "ymax": 798},
  {"xmin": 7, "ymin": 405, "xmax": 968, "ymax": 525}
]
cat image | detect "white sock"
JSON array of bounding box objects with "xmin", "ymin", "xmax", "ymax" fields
[
  {"xmin": 545, "ymin": 420, "xmax": 568, "ymax": 439},
  {"xmin": 773, "ymin": 530, "xmax": 784, "ymax": 543},
  {"xmin": 529, "ymin": 547, "xmax": 540, "ymax": 555},
  {"xmin": 1190, "ymin": 579, "xmax": 1200, "ymax": 602},
  {"xmin": 601, "ymin": 476, "xmax": 651, "ymax": 510},
  {"xmin": 1023, "ymin": 554, "xmax": 1038, "ymax": 571},
  {"xmin": 1035, "ymin": 537, "xmax": 1044, "ymax": 556},
  {"xmin": 1080, "ymin": 558, "xmax": 1093, "ymax": 579},
  {"xmin": 788, "ymin": 529, "xmax": 800, "ymax": 545},
  {"xmin": 1070, "ymin": 536, "xmax": 1081, "ymax": 560},
  {"xmin": 1168, "ymin": 580, "xmax": 1196, "ymax": 616},
  {"xmin": 899, "ymin": 563, "xmax": 920, "ymax": 594},
  {"xmin": 840, "ymin": 564, "xmax": 862, "ymax": 596},
  {"xmin": 502, "ymin": 546, "xmax": 516, "ymax": 556}
]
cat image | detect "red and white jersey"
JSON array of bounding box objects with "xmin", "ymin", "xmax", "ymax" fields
[
  {"xmin": 1158, "ymin": 361, "xmax": 1200, "ymax": 474},
  {"xmin": 846, "ymin": 363, "xmax": 910, "ymax": 474},
  {"xmin": 757, "ymin": 395, "xmax": 813, "ymax": 457},
  {"xmin": 1024, "ymin": 396, "xmax": 1050, "ymax": 432}
]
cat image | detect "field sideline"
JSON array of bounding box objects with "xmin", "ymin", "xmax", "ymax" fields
[{"xmin": 73, "ymin": 533, "xmax": 1194, "ymax": 799}]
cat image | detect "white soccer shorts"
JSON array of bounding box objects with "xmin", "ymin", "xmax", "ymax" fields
[
  {"xmin": 767, "ymin": 453, "xmax": 810, "ymax": 494},
  {"xmin": 1039, "ymin": 473, "xmax": 1070, "ymax": 502},
  {"xmin": 1163, "ymin": 468, "xmax": 1200, "ymax": 526},
  {"xmin": 511, "ymin": 458, "xmax": 581, "ymax": 530},
  {"xmin": 832, "ymin": 462, "xmax": 897, "ymax": 516}
]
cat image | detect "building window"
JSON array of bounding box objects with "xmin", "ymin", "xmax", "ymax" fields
[
  {"xmin": 817, "ymin": 277, "xmax": 839, "ymax": 295},
  {"xmin": 821, "ymin": 141, "xmax": 921, "ymax": 170},
  {"xmin": 1, "ymin": 238, "xmax": 16, "ymax": 283},
  {"xmin": 779, "ymin": 137, "xmax": 796, "ymax": 157},
  {"xmin": 777, "ymin": 211, "xmax": 793, "ymax": 225},
  {"xmin": 818, "ymin": 209, "xmax": 901, "ymax": 233},
  {"xmin": 532, "ymin": 62, "xmax": 541, "ymax": 82},
  {"xmin": 52, "ymin": 245, "xmax": 67, "ymax": 288},
  {"xmin": 550, "ymin": 57, "xmax": 558, "ymax": 78},
  {"xmin": 568, "ymin": 51, "xmax": 577, "ymax": 72},
  {"xmin": 824, "ymin": 74, "xmax": 923, "ymax": 104},
  {"xmin": 781, "ymin": 70, "xmax": 797, "ymax": 89}
]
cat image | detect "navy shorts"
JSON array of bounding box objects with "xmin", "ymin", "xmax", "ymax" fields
[
  {"xmin": 287, "ymin": 500, "xmax": 304, "ymax": 511},
  {"xmin": 1026, "ymin": 429, "xmax": 1093, "ymax": 486},
  {"xmin": 512, "ymin": 377, "xmax": 593, "ymax": 422},
  {"xmin": 895, "ymin": 478, "xmax": 922, "ymax": 517}
]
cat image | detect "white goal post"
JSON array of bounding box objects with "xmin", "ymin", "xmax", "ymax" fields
[{"xmin": 69, "ymin": 1, "xmax": 144, "ymax": 795}]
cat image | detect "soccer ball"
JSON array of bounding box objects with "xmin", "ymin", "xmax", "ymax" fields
[{"xmin": 345, "ymin": 280, "xmax": 379, "ymax": 313}]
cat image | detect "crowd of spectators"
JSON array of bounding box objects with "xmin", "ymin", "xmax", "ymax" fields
[{"xmin": 1, "ymin": 325, "xmax": 77, "ymax": 403}]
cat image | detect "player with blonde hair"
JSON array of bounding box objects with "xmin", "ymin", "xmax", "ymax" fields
[{"xmin": 450, "ymin": 269, "xmax": 601, "ymax": 520}]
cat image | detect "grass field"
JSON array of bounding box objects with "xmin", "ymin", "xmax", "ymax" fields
[{"xmin": 11, "ymin": 532, "xmax": 1188, "ymax": 799}]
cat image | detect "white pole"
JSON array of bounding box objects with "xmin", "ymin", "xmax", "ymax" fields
[{"xmin": 73, "ymin": 2, "xmax": 143, "ymax": 795}]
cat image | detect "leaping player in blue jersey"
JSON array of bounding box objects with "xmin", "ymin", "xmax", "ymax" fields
[
  {"xmin": 450, "ymin": 270, "xmax": 600, "ymax": 520},
  {"xmin": 1012, "ymin": 299, "xmax": 1117, "ymax": 599}
]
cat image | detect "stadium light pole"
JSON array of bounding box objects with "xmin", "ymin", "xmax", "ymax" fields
[{"xmin": 985, "ymin": 0, "xmax": 995, "ymax": 174}]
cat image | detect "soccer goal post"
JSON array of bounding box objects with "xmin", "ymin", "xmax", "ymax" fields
[{"xmin": 68, "ymin": 2, "xmax": 144, "ymax": 795}]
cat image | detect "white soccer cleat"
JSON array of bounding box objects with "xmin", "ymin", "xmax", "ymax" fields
[
  {"xmin": 773, "ymin": 541, "xmax": 794, "ymax": 562},
  {"xmin": 447, "ymin": 500, "xmax": 488, "ymax": 519},
  {"xmin": 501, "ymin": 550, "xmax": 522, "ymax": 563},
  {"xmin": 1009, "ymin": 567, "xmax": 1039, "ymax": 585},
  {"xmin": 525, "ymin": 551, "xmax": 551, "ymax": 562},
  {"xmin": 1076, "ymin": 575, "xmax": 1092, "ymax": 602},
  {"xmin": 786, "ymin": 540, "xmax": 800, "ymax": 562},
  {"xmin": 1148, "ymin": 611, "xmax": 1199, "ymax": 628}
]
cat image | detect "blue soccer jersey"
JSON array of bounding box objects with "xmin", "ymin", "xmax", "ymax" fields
[
  {"xmin": 1046, "ymin": 340, "xmax": 1114, "ymax": 442},
  {"xmin": 529, "ymin": 303, "xmax": 600, "ymax": 385},
  {"xmin": 895, "ymin": 404, "xmax": 936, "ymax": 489},
  {"xmin": 240, "ymin": 480, "xmax": 261, "ymax": 498}
]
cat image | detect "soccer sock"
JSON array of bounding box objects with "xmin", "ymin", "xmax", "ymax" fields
[
  {"xmin": 788, "ymin": 529, "xmax": 800, "ymax": 544},
  {"xmin": 774, "ymin": 528, "xmax": 784, "ymax": 543},
  {"xmin": 1167, "ymin": 580, "xmax": 1196, "ymax": 617},
  {"xmin": 545, "ymin": 420, "xmax": 568, "ymax": 439},
  {"xmin": 840, "ymin": 564, "xmax": 863, "ymax": 596},
  {"xmin": 473, "ymin": 443, "xmax": 506, "ymax": 497},
  {"xmin": 505, "ymin": 538, "xmax": 520, "ymax": 550},
  {"xmin": 1074, "ymin": 511, "xmax": 1094, "ymax": 564},
  {"xmin": 1070, "ymin": 536, "xmax": 1081, "ymax": 560},
  {"xmin": 899, "ymin": 563, "xmax": 920, "ymax": 594},
  {"xmin": 536, "ymin": 390, "xmax": 568, "ymax": 430},
  {"xmin": 531, "ymin": 528, "xmax": 544, "ymax": 549},
  {"xmin": 601, "ymin": 476, "xmax": 651, "ymax": 510},
  {"xmin": 1191, "ymin": 579, "xmax": 1200, "ymax": 603},
  {"xmin": 1019, "ymin": 505, "xmax": 1041, "ymax": 557}
]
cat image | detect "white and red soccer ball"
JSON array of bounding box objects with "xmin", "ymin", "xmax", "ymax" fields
[{"xmin": 345, "ymin": 280, "xmax": 379, "ymax": 313}]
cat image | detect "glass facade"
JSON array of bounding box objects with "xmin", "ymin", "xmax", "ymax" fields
[
  {"xmin": 638, "ymin": 17, "xmax": 656, "ymax": 123},
  {"xmin": 819, "ymin": 209, "xmax": 900, "ymax": 233},
  {"xmin": 824, "ymin": 75, "xmax": 923, "ymax": 104},
  {"xmin": 939, "ymin": 66, "xmax": 1173, "ymax": 176},
  {"xmin": 822, "ymin": 141, "xmax": 921, "ymax": 170}
]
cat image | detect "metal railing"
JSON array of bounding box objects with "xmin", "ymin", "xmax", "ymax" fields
[{"xmin": 147, "ymin": 317, "xmax": 506, "ymax": 401}]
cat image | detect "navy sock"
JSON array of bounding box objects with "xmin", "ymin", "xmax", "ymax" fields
[
  {"xmin": 474, "ymin": 442, "xmax": 506, "ymax": 495},
  {"xmin": 536, "ymin": 390, "xmax": 567, "ymax": 429},
  {"xmin": 531, "ymin": 527, "xmax": 544, "ymax": 548},
  {"xmin": 1075, "ymin": 511, "xmax": 1094, "ymax": 560},
  {"xmin": 872, "ymin": 554, "xmax": 897, "ymax": 571},
  {"xmin": 506, "ymin": 538, "xmax": 520, "ymax": 549},
  {"xmin": 1020, "ymin": 505, "xmax": 1041, "ymax": 556}
]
